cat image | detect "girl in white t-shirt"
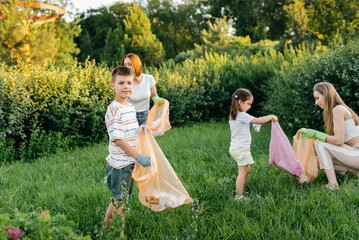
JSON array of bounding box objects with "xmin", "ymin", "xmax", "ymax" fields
[
  {"xmin": 122, "ymin": 53, "xmax": 165, "ymax": 125},
  {"xmin": 229, "ymin": 88, "xmax": 277, "ymax": 201}
]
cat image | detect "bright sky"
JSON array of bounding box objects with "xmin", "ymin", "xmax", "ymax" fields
[
  {"xmin": 64, "ymin": 0, "xmax": 130, "ymax": 21},
  {"xmin": 71, "ymin": 0, "xmax": 119, "ymax": 13}
]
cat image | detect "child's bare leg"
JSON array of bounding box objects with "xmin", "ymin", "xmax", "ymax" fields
[
  {"xmin": 236, "ymin": 164, "xmax": 251, "ymax": 197},
  {"xmin": 104, "ymin": 201, "xmax": 124, "ymax": 225}
]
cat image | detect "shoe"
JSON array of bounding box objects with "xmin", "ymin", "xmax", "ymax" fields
[
  {"xmin": 325, "ymin": 184, "xmax": 340, "ymax": 191},
  {"xmin": 234, "ymin": 196, "xmax": 250, "ymax": 202}
]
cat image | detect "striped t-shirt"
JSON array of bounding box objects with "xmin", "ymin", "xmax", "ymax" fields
[{"xmin": 105, "ymin": 101, "xmax": 139, "ymax": 169}]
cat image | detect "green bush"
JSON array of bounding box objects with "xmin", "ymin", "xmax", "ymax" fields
[
  {"xmin": 1, "ymin": 45, "xmax": 312, "ymax": 162},
  {"xmin": 154, "ymin": 50, "xmax": 296, "ymax": 125},
  {"xmin": 0, "ymin": 60, "xmax": 113, "ymax": 162},
  {"xmin": 265, "ymin": 39, "xmax": 359, "ymax": 134},
  {"xmin": 0, "ymin": 210, "xmax": 90, "ymax": 239}
]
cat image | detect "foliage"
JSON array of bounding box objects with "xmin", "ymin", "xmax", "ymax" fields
[
  {"xmin": 204, "ymin": 0, "xmax": 287, "ymax": 41},
  {"xmin": 174, "ymin": 19, "xmax": 280, "ymax": 64},
  {"xmin": 1, "ymin": 40, "xmax": 317, "ymax": 161},
  {"xmin": 0, "ymin": 0, "xmax": 80, "ymax": 65},
  {"xmin": 201, "ymin": 16, "xmax": 234, "ymax": 52},
  {"xmin": 95, "ymin": 181, "xmax": 130, "ymax": 239},
  {"xmin": 0, "ymin": 210, "xmax": 90, "ymax": 239},
  {"xmin": 146, "ymin": 0, "xmax": 204, "ymax": 59},
  {"xmin": 1, "ymin": 122, "xmax": 359, "ymax": 238},
  {"xmin": 154, "ymin": 49, "xmax": 293, "ymax": 125},
  {"xmin": 265, "ymin": 39, "xmax": 359, "ymax": 134},
  {"xmin": 0, "ymin": 0, "xmax": 57, "ymax": 65},
  {"xmin": 100, "ymin": 24, "xmax": 125, "ymax": 67},
  {"xmin": 75, "ymin": 2, "xmax": 165, "ymax": 66},
  {"xmin": 75, "ymin": 7, "xmax": 120, "ymax": 63},
  {"xmin": 123, "ymin": 4, "xmax": 165, "ymax": 66},
  {"xmin": 0, "ymin": 60, "xmax": 113, "ymax": 162},
  {"xmin": 282, "ymin": 0, "xmax": 359, "ymax": 47}
]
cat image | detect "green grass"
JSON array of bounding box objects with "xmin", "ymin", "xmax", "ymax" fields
[{"xmin": 1, "ymin": 122, "xmax": 359, "ymax": 239}]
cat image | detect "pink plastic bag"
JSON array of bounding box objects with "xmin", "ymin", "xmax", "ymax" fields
[{"xmin": 269, "ymin": 121, "xmax": 303, "ymax": 178}]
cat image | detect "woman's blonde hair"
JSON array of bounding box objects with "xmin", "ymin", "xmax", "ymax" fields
[{"xmin": 314, "ymin": 82, "xmax": 359, "ymax": 134}]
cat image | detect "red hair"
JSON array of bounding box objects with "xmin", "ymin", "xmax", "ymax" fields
[{"xmin": 121, "ymin": 53, "xmax": 142, "ymax": 78}]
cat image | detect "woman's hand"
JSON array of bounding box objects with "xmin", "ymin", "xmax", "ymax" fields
[{"xmin": 300, "ymin": 129, "xmax": 328, "ymax": 142}]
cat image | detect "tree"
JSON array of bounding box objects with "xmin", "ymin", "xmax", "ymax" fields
[
  {"xmin": 100, "ymin": 24, "xmax": 125, "ymax": 66},
  {"xmin": 204, "ymin": 0, "xmax": 287, "ymax": 41},
  {"xmin": 55, "ymin": 20, "xmax": 81, "ymax": 64},
  {"xmin": 0, "ymin": 0, "xmax": 57, "ymax": 64},
  {"xmin": 0, "ymin": 0, "xmax": 80, "ymax": 65},
  {"xmin": 123, "ymin": 3, "xmax": 165, "ymax": 66},
  {"xmin": 284, "ymin": 0, "xmax": 312, "ymax": 45},
  {"xmin": 75, "ymin": 7, "xmax": 118, "ymax": 62},
  {"xmin": 283, "ymin": 0, "xmax": 359, "ymax": 46},
  {"xmin": 75, "ymin": 2, "xmax": 132, "ymax": 63},
  {"xmin": 201, "ymin": 16, "xmax": 233, "ymax": 52},
  {"xmin": 146, "ymin": 0, "xmax": 204, "ymax": 59}
]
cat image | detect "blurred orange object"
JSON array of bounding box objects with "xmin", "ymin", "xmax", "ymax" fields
[
  {"xmin": 132, "ymin": 126, "xmax": 193, "ymax": 211},
  {"xmin": 146, "ymin": 100, "xmax": 171, "ymax": 137},
  {"xmin": 16, "ymin": 1, "xmax": 65, "ymax": 25},
  {"xmin": 292, "ymin": 131, "xmax": 318, "ymax": 183}
]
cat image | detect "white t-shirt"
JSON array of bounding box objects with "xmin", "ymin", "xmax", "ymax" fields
[
  {"xmin": 128, "ymin": 73, "xmax": 156, "ymax": 112},
  {"xmin": 229, "ymin": 112, "xmax": 255, "ymax": 148},
  {"xmin": 105, "ymin": 101, "xmax": 139, "ymax": 169}
]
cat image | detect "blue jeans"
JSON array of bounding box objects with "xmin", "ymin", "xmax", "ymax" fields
[{"xmin": 136, "ymin": 110, "xmax": 149, "ymax": 126}]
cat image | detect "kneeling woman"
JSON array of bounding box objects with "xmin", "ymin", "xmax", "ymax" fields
[{"xmin": 301, "ymin": 82, "xmax": 359, "ymax": 190}]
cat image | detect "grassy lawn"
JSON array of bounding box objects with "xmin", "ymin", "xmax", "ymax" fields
[{"xmin": 1, "ymin": 121, "xmax": 358, "ymax": 239}]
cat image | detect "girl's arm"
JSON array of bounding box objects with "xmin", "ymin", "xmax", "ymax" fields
[
  {"xmin": 326, "ymin": 107, "xmax": 346, "ymax": 146},
  {"xmin": 251, "ymin": 115, "xmax": 278, "ymax": 124},
  {"xmin": 114, "ymin": 139, "xmax": 139, "ymax": 159}
]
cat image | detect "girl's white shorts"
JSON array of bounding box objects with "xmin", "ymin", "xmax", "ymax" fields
[{"xmin": 229, "ymin": 146, "xmax": 254, "ymax": 166}]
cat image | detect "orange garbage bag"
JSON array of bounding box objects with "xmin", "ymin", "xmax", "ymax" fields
[
  {"xmin": 292, "ymin": 131, "xmax": 318, "ymax": 183},
  {"xmin": 146, "ymin": 100, "xmax": 171, "ymax": 137},
  {"xmin": 132, "ymin": 126, "xmax": 193, "ymax": 211}
]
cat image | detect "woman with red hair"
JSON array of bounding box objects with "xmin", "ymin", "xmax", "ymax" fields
[{"xmin": 122, "ymin": 53, "xmax": 165, "ymax": 125}]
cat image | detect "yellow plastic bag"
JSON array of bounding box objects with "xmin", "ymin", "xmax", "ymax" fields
[
  {"xmin": 292, "ymin": 131, "xmax": 318, "ymax": 183},
  {"xmin": 146, "ymin": 100, "xmax": 171, "ymax": 137},
  {"xmin": 132, "ymin": 126, "xmax": 193, "ymax": 211},
  {"xmin": 132, "ymin": 101, "xmax": 191, "ymax": 211}
]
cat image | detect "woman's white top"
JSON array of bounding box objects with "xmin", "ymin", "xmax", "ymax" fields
[
  {"xmin": 128, "ymin": 73, "xmax": 156, "ymax": 112},
  {"xmin": 336, "ymin": 105, "xmax": 359, "ymax": 142}
]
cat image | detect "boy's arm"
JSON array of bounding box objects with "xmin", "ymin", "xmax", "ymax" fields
[
  {"xmin": 113, "ymin": 139, "xmax": 139, "ymax": 159},
  {"xmin": 113, "ymin": 139, "xmax": 151, "ymax": 167},
  {"xmin": 251, "ymin": 115, "xmax": 278, "ymax": 124}
]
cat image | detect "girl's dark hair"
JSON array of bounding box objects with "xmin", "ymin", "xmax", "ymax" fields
[{"xmin": 229, "ymin": 88, "xmax": 253, "ymax": 120}]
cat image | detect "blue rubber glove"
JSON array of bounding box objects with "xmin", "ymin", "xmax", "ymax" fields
[
  {"xmin": 300, "ymin": 128, "xmax": 328, "ymax": 142},
  {"xmin": 136, "ymin": 153, "xmax": 151, "ymax": 167},
  {"xmin": 153, "ymin": 96, "xmax": 165, "ymax": 106}
]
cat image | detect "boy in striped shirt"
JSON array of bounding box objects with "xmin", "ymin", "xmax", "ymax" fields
[{"xmin": 104, "ymin": 66, "xmax": 151, "ymax": 225}]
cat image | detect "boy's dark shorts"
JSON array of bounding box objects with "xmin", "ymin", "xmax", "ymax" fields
[{"xmin": 106, "ymin": 163, "xmax": 135, "ymax": 201}]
